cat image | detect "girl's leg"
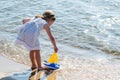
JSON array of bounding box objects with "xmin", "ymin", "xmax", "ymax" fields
[
  {"xmin": 35, "ymin": 50, "xmax": 48, "ymax": 71},
  {"xmin": 29, "ymin": 50, "xmax": 37, "ymax": 80},
  {"xmin": 29, "ymin": 50, "xmax": 38, "ymax": 68},
  {"xmin": 35, "ymin": 50, "xmax": 42, "ymax": 68}
]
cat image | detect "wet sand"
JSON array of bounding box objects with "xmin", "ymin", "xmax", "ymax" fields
[
  {"xmin": 0, "ymin": 55, "xmax": 28, "ymax": 79},
  {"xmin": 0, "ymin": 53, "xmax": 120, "ymax": 80}
]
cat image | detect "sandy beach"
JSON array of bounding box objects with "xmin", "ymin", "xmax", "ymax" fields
[
  {"xmin": 0, "ymin": 52, "xmax": 120, "ymax": 80},
  {"xmin": 0, "ymin": 54, "xmax": 62, "ymax": 80},
  {"xmin": 0, "ymin": 55, "xmax": 29, "ymax": 80}
]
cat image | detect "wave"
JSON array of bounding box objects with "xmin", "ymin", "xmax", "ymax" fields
[{"xmin": 0, "ymin": 39, "xmax": 30, "ymax": 65}]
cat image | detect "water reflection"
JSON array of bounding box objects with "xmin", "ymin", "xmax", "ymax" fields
[
  {"xmin": 47, "ymin": 71, "xmax": 56, "ymax": 80},
  {"xmin": 29, "ymin": 69, "xmax": 57, "ymax": 80}
]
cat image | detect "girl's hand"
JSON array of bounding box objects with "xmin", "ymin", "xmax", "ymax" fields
[
  {"xmin": 22, "ymin": 18, "xmax": 31, "ymax": 24},
  {"xmin": 54, "ymin": 47, "xmax": 58, "ymax": 53}
]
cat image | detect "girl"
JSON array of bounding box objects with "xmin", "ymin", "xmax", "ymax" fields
[{"xmin": 16, "ymin": 10, "xmax": 58, "ymax": 71}]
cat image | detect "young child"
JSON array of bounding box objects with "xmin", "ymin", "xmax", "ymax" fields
[{"xmin": 16, "ymin": 10, "xmax": 58, "ymax": 71}]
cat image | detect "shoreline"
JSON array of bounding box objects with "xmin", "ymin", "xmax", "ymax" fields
[
  {"xmin": 0, "ymin": 55, "xmax": 29, "ymax": 79},
  {"xmin": 0, "ymin": 52, "xmax": 120, "ymax": 80}
]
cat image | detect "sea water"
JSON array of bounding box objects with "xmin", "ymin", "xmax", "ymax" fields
[{"xmin": 0, "ymin": 0, "xmax": 120, "ymax": 80}]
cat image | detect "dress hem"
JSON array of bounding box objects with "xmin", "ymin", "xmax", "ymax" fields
[{"xmin": 15, "ymin": 39, "xmax": 40, "ymax": 51}]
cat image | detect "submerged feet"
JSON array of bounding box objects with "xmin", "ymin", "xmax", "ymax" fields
[
  {"xmin": 29, "ymin": 67, "xmax": 37, "ymax": 80},
  {"xmin": 29, "ymin": 66, "xmax": 49, "ymax": 80},
  {"xmin": 38, "ymin": 66, "xmax": 49, "ymax": 71}
]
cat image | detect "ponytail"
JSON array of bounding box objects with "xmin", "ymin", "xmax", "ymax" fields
[
  {"xmin": 35, "ymin": 15, "xmax": 44, "ymax": 18},
  {"xmin": 35, "ymin": 10, "xmax": 56, "ymax": 21}
]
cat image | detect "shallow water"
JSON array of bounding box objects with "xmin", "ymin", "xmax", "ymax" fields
[
  {"xmin": 0, "ymin": 0, "xmax": 120, "ymax": 54},
  {"xmin": 0, "ymin": 0, "xmax": 120, "ymax": 80}
]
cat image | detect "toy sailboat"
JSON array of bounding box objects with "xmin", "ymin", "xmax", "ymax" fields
[{"xmin": 44, "ymin": 52, "xmax": 60, "ymax": 70}]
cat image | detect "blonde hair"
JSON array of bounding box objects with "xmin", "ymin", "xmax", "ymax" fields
[{"xmin": 35, "ymin": 10, "xmax": 56, "ymax": 21}]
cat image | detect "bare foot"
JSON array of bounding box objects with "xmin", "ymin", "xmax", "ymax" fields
[{"xmin": 38, "ymin": 66, "xmax": 48, "ymax": 71}]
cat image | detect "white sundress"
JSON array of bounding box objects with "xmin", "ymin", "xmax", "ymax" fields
[{"xmin": 15, "ymin": 18, "xmax": 47, "ymax": 51}]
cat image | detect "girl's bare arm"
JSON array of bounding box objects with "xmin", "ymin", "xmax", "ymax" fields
[{"xmin": 44, "ymin": 24, "xmax": 58, "ymax": 52}]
